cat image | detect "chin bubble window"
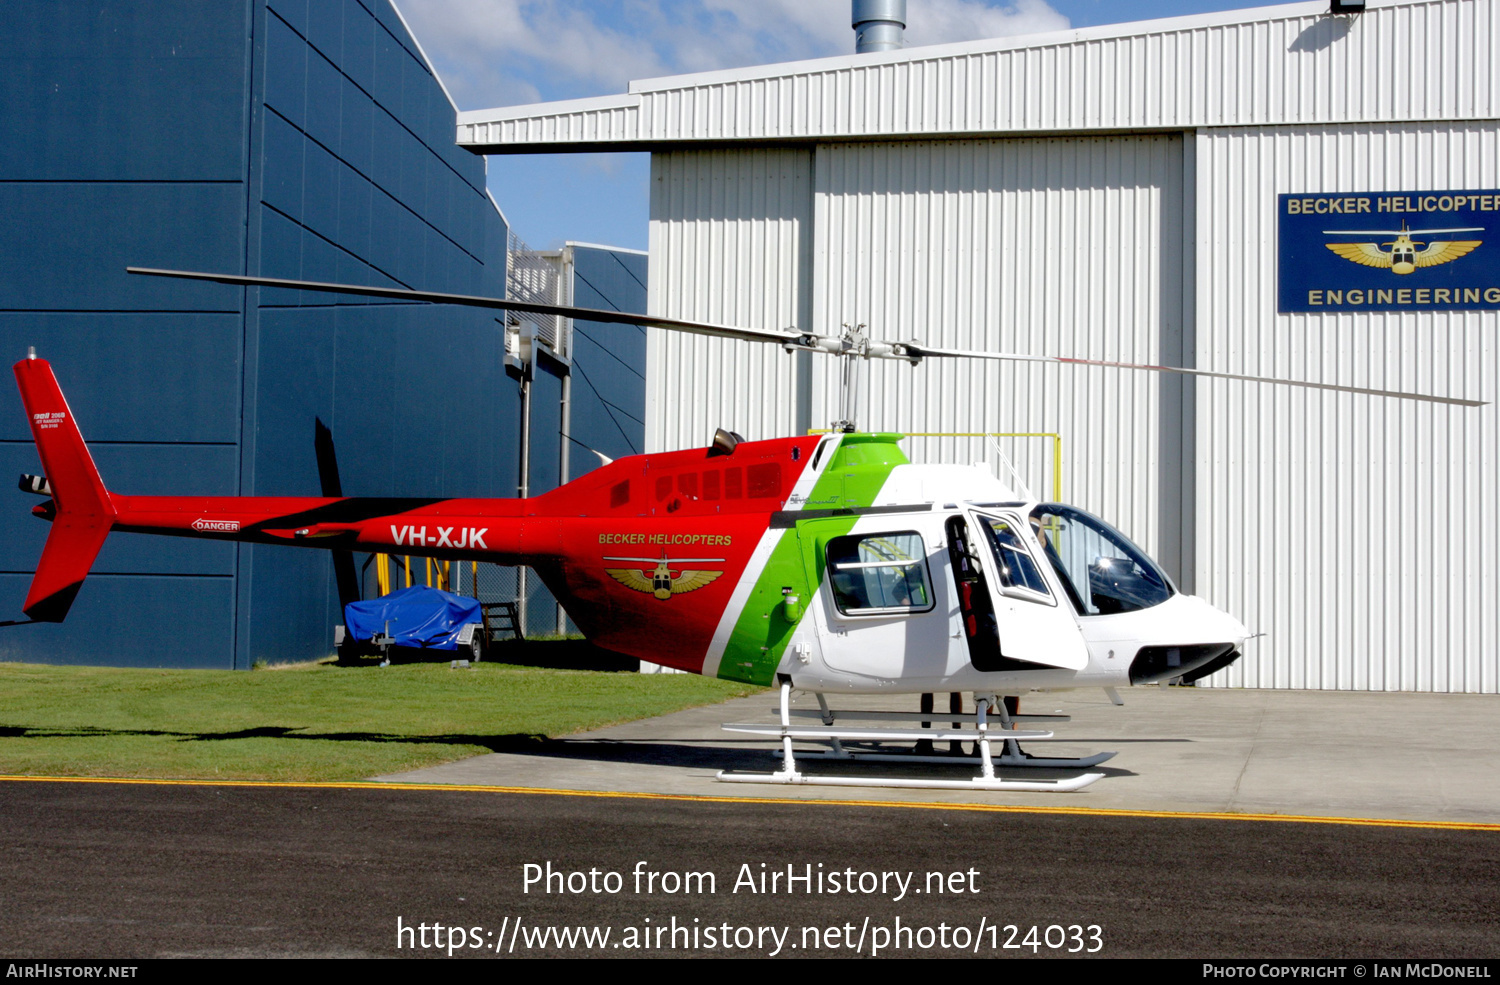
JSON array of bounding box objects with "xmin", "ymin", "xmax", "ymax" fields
[{"xmin": 825, "ymin": 532, "xmax": 935, "ymax": 615}]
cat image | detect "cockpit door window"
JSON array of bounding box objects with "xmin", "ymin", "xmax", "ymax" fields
[
  {"xmin": 974, "ymin": 515, "xmax": 1054, "ymax": 604},
  {"xmin": 960, "ymin": 510, "xmax": 1088, "ymax": 671}
]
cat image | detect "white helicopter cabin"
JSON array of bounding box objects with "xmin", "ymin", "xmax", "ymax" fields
[{"xmin": 779, "ymin": 461, "xmax": 1244, "ymax": 697}]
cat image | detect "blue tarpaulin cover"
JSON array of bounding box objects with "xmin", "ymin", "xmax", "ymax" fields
[{"xmin": 343, "ymin": 586, "xmax": 482, "ymax": 650}]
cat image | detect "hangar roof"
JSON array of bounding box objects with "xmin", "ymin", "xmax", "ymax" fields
[{"xmin": 456, "ymin": 0, "xmax": 1497, "ymax": 153}]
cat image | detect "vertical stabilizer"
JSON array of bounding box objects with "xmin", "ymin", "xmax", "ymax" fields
[{"xmin": 13, "ymin": 357, "xmax": 116, "ymax": 621}]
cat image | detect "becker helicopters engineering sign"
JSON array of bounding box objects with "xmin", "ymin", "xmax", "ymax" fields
[{"xmin": 1278, "ymin": 189, "xmax": 1500, "ymax": 312}]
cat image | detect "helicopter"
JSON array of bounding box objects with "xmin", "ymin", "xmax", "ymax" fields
[
  {"xmin": 10, "ymin": 267, "xmax": 1484, "ymax": 793},
  {"xmin": 1324, "ymin": 220, "xmax": 1483, "ymax": 274}
]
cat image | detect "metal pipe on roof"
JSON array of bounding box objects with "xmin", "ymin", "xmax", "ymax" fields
[{"xmin": 852, "ymin": 0, "xmax": 905, "ymax": 53}]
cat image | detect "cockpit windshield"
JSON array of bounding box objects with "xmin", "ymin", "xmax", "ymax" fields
[{"xmin": 1028, "ymin": 504, "xmax": 1174, "ymax": 615}]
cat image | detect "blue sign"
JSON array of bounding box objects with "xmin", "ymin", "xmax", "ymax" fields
[{"xmin": 1278, "ymin": 190, "xmax": 1500, "ymax": 312}]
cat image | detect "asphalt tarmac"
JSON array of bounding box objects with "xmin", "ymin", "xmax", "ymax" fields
[
  {"xmin": 2, "ymin": 776, "xmax": 1498, "ymax": 959},
  {"xmin": 4, "ymin": 686, "xmax": 1499, "ymax": 959},
  {"xmin": 378, "ymin": 686, "xmax": 1500, "ymax": 824}
]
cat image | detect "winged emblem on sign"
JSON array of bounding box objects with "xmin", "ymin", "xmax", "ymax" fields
[
  {"xmin": 603, "ymin": 552, "xmax": 725, "ymax": 600},
  {"xmin": 1323, "ymin": 221, "xmax": 1483, "ymax": 275}
]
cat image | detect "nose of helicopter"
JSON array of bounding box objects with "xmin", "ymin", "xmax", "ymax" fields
[
  {"xmin": 1167, "ymin": 593, "xmax": 1249, "ymax": 643},
  {"xmin": 1123, "ymin": 594, "xmax": 1250, "ymax": 685},
  {"xmin": 1204, "ymin": 597, "xmax": 1250, "ymax": 644}
]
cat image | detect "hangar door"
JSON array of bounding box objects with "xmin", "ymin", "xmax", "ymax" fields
[{"xmin": 809, "ymin": 136, "xmax": 1193, "ymax": 589}]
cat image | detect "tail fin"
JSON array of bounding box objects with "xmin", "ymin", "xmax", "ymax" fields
[{"xmin": 13, "ymin": 356, "xmax": 116, "ymax": 622}]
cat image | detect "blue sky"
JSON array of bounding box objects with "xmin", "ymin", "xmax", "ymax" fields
[{"xmin": 397, "ymin": 0, "xmax": 1293, "ymax": 251}]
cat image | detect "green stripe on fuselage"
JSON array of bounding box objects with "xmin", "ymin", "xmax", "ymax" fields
[{"xmin": 716, "ymin": 434, "xmax": 909, "ymax": 686}]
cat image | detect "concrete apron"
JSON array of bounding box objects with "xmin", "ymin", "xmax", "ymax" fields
[{"xmin": 374, "ymin": 687, "xmax": 1500, "ymax": 825}]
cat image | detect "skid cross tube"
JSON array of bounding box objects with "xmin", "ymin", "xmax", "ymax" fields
[{"xmin": 716, "ymin": 689, "xmax": 1111, "ymax": 792}]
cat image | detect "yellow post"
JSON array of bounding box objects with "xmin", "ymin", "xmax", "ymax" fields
[
  {"xmin": 441, "ymin": 560, "xmax": 451, "ymax": 591},
  {"xmin": 376, "ymin": 554, "xmax": 390, "ymax": 596},
  {"xmin": 424, "ymin": 556, "xmax": 433, "ymax": 588},
  {"xmin": 403, "ymin": 555, "xmax": 412, "ymax": 589},
  {"xmin": 1053, "ymin": 434, "xmax": 1062, "ymax": 501}
]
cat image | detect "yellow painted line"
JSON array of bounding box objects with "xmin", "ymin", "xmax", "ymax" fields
[{"xmin": 2, "ymin": 774, "xmax": 1498, "ymax": 833}]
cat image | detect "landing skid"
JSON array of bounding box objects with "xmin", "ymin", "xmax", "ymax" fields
[
  {"xmin": 779, "ymin": 748, "xmax": 1116, "ymax": 769},
  {"xmin": 716, "ymin": 683, "xmax": 1112, "ymax": 792},
  {"xmin": 716, "ymin": 770, "xmax": 1104, "ymax": 793}
]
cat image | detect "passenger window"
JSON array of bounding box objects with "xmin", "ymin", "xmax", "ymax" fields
[
  {"xmin": 978, "ymin": 515, "xmax": 1053, "ymax": 603},
  {"xmin": 747, "ymin": 462, "xmax": 781, "ymax": 498},
  {"xmin": 825, "ymin": 532, "xmax": 935, "ymax": 615}
]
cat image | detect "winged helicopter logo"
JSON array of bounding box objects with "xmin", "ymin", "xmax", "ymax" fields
[
  {"xmin": 603, "ymin": 552, "xmax": 725, "ymax": 600},
  {"xmin": 1323, "ymin": 220, "xmax": 1483, "ymax": 274}
]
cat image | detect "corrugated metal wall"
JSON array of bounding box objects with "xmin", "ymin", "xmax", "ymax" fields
[
  {"xmin": 1195, "ymin": 122, "xmax": 1497, "ymax": 692},
  {"xmin": 647, "ymin": 148, "xmax": 814, "ymax": 452},
  {"xmin": 812, "ymin": 136, "xmax": 1189, "ymax": 582},
  {"xmin": 647, "ymin": 128, "xmax": 1500, "ymax": 695},
  {"xmin": 462, "ymin": 0, "xmax": 1500, "ymax": 150},
  {"xmin": 649, "ymin": 136, "xmax": 1191, "ymax": 581}
]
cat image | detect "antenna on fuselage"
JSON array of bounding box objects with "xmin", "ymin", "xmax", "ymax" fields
[{"xmin": 987, "ymin": 434, "xmax": 1035, "ymax": 502}]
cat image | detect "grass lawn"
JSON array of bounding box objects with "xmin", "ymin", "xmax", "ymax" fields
[{"xmin": 0, "ymin": 657, "xmax": 761, "ymax": 783}]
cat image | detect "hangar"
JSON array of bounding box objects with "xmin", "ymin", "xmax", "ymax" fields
[{"xmin": 457, "ymin": 0, "xmax": 1499, "ymax": 693}]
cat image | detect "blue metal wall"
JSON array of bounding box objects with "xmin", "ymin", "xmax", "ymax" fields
[
  {"xmin": 519, "ymin": 246, "xmax": 646, "ymax": 634},
  {"xmin": 567, "ymin": 246, "xmax": 647, "ymax": 478},
  {"xmin": 0, "ymin": 0, "xmax": 517, "ymax": 667}
]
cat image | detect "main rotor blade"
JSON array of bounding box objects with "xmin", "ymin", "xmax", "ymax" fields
[
  {"xmin": 893, "ymin": 343, "xmax": 1486, "ymax": 407},
  {"xmin": 123, "ymin": 267, "xmax": 1485, "ymax": 407},
  {"xmin": 126, "ymin": 268, "xmax": 802, "ymax": 346}
]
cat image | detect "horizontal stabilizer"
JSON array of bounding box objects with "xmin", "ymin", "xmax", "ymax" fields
[{"xmin": 24, "ymin": 516, "xmax": 111, "ymax": 622}]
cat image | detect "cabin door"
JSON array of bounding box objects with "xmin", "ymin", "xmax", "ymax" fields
[
  {"xmin": 801, "ymin": 518, "xmax": 951, "ymax": 680},
  {"xmin": 946, "ymin": 511, "xmax": 1087, "ymax": 672}
]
